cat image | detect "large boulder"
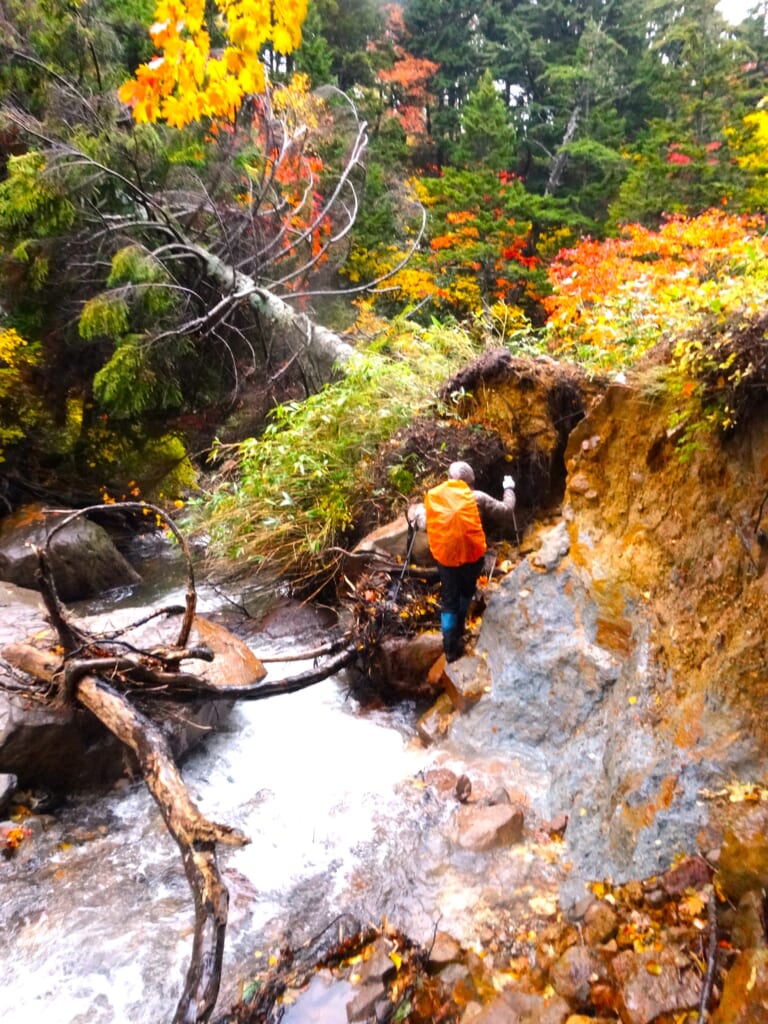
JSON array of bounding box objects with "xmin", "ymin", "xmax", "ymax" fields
[
  {"xmin": 352, "ymin": 514, "xmax": 433, "ymax": 568},
  {"xmin": 0, "ymin": 503, "xmax": 141, "ymax": 602}
]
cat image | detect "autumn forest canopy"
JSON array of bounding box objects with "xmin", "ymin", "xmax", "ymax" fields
[{"xmin": 0, "ymin": 0, "xmax": 767, "ymax": 575}]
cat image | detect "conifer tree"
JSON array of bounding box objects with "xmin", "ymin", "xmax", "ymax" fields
[{"xmin": 452, "ymin": 69, "xmax": 517, "ymax": 172}]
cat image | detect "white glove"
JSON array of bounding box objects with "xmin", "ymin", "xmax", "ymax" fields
[{"xmin": 503, "ymin": 475, "xmax": 515, "ymax": 490}]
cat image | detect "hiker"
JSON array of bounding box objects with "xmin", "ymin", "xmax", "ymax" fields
[{"xmin": 408, "ymin": 461, "xmax": 517, "ymax": 662}]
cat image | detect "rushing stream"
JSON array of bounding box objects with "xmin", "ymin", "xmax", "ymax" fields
[{"xmin": 0, "ymin": 546, "xmax": 567, "ymax": 1024}]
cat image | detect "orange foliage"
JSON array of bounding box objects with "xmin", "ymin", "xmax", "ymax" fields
[
  {"xmin": 544, "ymin": 209, "xmax": 768, "ymax": 368},
  {"xmin": 546, "ymin": 210, "xmax": 766, "ymax": 322},
  {"xmin": 372, "ymin": 4, "xmax": 438, "ymax": 141}
]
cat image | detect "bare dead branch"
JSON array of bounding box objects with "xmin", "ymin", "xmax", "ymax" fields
[
  {"xmin": 698, "ymin": 885, "xmax": 719, "ymax": 1021},
  {"xmin": 1, "ymin": 498, "xmax": 360, "ymax": 1022},
  {"xmin": 34, "ymin": 544, "xmax": 91, "ymax": 656},
  {"xmin": 44, "ymin": 502, "xmax": 197, "ymax": 648},
  {"xmin": 73, "ymin": 672, "xmax": 246, "ymax": 1024}
]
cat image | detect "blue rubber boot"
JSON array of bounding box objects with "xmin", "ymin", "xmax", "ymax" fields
[{"xmin": 441, "ymin": 611, "xmax": 462, "ymax": 662}]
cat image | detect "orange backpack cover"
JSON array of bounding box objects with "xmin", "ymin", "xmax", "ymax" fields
[{"xmin": 424, "ymin": 479, "xmax": 486, "ymax": 567}]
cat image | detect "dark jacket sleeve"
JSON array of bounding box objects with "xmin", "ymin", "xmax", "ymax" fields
[{"xmin": 473, "ymin": 486, "xmax": 517, "ymax": 531}]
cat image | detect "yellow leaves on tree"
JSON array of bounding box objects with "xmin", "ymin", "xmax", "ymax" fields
[
  {"xmin": 118, "ymin": 0, "xmax": 309, "ymax": 126},
  {"xmin": 727, "ymin": 99, "xmax": 768, "ymax": 213},
  {"xmin": 0, "ymin": 327, "xmax": 42, "ymax": 461}
]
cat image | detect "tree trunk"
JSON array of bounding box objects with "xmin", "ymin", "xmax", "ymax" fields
[
  {"xmin": 545, "ymin": 100, "xmax": 582, "ymax": 198},
  {"xmin": 190, "ymin": 246, "xmax": 355, "ymax": 389}
]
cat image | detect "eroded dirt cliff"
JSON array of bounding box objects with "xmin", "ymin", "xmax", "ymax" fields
[
  {"xmin": 565, "ymin": 374, "xmax": 768, "ymax": 749},
  {"xmin": 443, "ymin": 349, "xmax": 767, "ymax": 880}
]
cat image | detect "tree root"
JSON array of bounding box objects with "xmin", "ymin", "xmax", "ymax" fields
[{"xmin": 0, "ymin": 501, "xmax": 361, "ymax": 1022}]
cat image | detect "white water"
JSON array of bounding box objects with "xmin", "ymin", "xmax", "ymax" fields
[
  {"xmin": 0, "ymin": 647, "xmax": 433, "ymax": 1023},
  {"xmin": 0, "ymin": 552, "xmax": 565, "ymax": 1023}
]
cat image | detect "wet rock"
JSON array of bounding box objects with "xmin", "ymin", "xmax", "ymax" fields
[
  {"xmin": 346, "ymin": 937, "xmax": 397, "ymax": 1023},
  {"xmin": 455, "ymin": 555, "xmax": 623, "ymax": 751},
  {"xmin": 532, "ymin": 520, "xmax": 570, "ymax": 571},
  {"xmin": 544, "ymin": 813, "xmax": 569, "ymax": 837},
  {"xmin": 717, "ymin": 803, "xmax": 768, "ymax": 902},
  {"xmin": 711, "ymin": 948, "xmax": 768, "ymax": 1023},
  {"xmin": 460, "ymin": 1001, "xmax": 484, "ymax": 1023},
  {"xmin": 730, "ymin": 889, "xmax": 767, "ymax": 950},
  {"xmin": 568, "ymin": 894, "xmax": 597, "ymax": 921},
  {"xmin": 0, "ymin": 504, "xmax": 141, "ymax": 602},
  {"xmin": 582, "ymin": 901, "xmax": 619, "ymax": 945},
  {"xmin": 417, "ymin": 693, "xmax": 455, "ymax": 746},
  {"xmin": 252, "ymin": 597, "xmax": 337, "ymax": 640},
  {"xmin": 472, "ymin": 988, "xmax": 570, "ymax": 1023},
  {"xmin": 427, "ymin": 931, "xmax": 463, "ymax": 969},
  {"xmin": 455, "ymin": 803, "xmax": 524, "ymax": 852},
  {"xmin": 659, "ymin": 854, "xmax": 712, "ymax": 896},
  {"xmin": 376, "ymin": 633, "xmax": 445, "ymax": 700},
  {"xmin": 439, "ymin": 962, "xmax": 479, "ymax": 1005},
  {"xmin": 536, "ymin": 923, "xmax": 576, "ymax": 973},
  {"xmin": 442, "ymin": 655, "xmax": 492, "ymax": 713},
  {"xmin": 622, "ymin": 880, "xmax": 645, "ymax": 906},
  {"xmin": 0, "ymin": 580, "xmax": 48, "ymax": 648},
  {"xmin": 352, "ymin": 514, "xmax": 433, "ymax": 567},
  {"xmin": 549, "ymin": 944, "xmax": 606, "ymax": 1004},
  {"xmin": 421, "ymin": 767, "xmax": 459, "ymax": 795},
  {"xmin": 610, "ymin": 947, "xmax": 701, "ymax": 1024},
  {"xmin": 0, "ymin": 683, "xmax": 118, "ymax": 792},
  {"xmin": 346, "ymin": 977, "xmax": 389, "ymax": 1023},
  {"xmin": 357, "ymin": 938, "xmax": 397, "ymax": 986},
  {"xmin": 482, "ymin": 785, "xmax": 510, "ymax": 807},
  {"xmin": 0, "ymin": 773, "xmax": 16, "ymax": 815},
  {"xmin": 455, "ymin": 774, "xmax": 472, "ymax": 803},
  {"xmin": 643, "ymin": 888, "xmax": 667, "ymax": 909}
]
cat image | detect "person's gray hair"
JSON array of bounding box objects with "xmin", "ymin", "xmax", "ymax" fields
[{"xmin": 448, "ymin": 461, "xmax": 475, "ymax": 486}]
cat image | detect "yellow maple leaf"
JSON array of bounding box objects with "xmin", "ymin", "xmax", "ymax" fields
[
  {"xmin": 679, "ymin": 891, "xmax": 707, "ymax": 919},
  {"xmin": 120, "ymin": 0, "xmax": 307, "ymax": 127}
]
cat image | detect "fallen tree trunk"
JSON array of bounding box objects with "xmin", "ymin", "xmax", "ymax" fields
[
  {"xmin": 75, "ymin": 676, "xmax": 245, "ymax": 1024},
  {"xmin": 0, "ymin": 633, "xmax": 358, "ymax": 1023},
  {"xmin": 0, "ymin": 501, "xmax": 361, "ymax": 1023},
  {"xmin": 6, "ymin": 644, "xmax": 245, "ymax": 1022}
]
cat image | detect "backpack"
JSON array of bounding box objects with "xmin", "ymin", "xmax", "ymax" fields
[{"xmin": 424, "ymin": 479, "xmax": 486, "ymax": 567}]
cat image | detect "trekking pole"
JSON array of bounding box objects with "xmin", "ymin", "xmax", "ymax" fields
[
  {"xmin": 390, "ymin": 522, "xmax": 417, "ymax": 603},
  {"xmin": 484, "ymin": 550, "xmax": 498, "ymax": 585},
  {"xmin": 512, "ymin": 506, "xmax": 520, "ymax": 546}
]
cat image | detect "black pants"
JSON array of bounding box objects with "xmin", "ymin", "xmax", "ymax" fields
[{"xmin": 437, "ymin": 556, "xmax": 485, "ymax": 660}]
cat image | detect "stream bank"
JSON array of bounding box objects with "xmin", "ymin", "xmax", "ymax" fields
[{"xmin": 2, "ymin": 348, "xmax": 768, "ymax": 1023}]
